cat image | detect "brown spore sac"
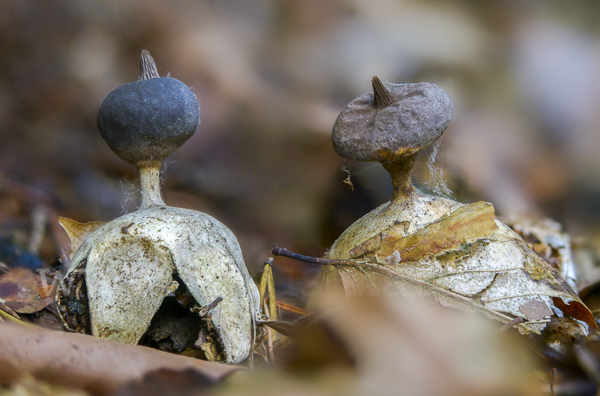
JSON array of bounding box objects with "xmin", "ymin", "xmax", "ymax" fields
[{"xmin": 332, "ymin": 80, "xmax": 454, "ymax": 162}]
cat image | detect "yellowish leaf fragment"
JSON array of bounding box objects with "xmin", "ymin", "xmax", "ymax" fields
[
  {"xmin": 58, "ymin": 217, "xmax": 105, "ymax": 258},
  {"xmin": 349, "ymin": 234, "xmax": 382, "ymax": 258},
  {"xmin": 350, "ymin": 201, "xmax": 498, "ymax": 263}
]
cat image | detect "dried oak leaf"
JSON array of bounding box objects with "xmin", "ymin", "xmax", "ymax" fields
[
  {"xmin": 114, "ymin": 368, "xmax": 217, "ymax": 396},
  {"xmin": 0, "ymin": 323, "xmax": 236, "ymax": 396},
  {"xmin": 0, "ymin": 267, "xmax": 54, "ymax": 314},
  {"xmin": 502, "ymin": 214, "xmax": 578, "ymax": 289},
  {"xmin": 219, "ymin": 293, "xmax": 538, "ymax": 396},
  {"xmin": 318, "ymin": 198, "xmax": 594, "ymax": 335}
]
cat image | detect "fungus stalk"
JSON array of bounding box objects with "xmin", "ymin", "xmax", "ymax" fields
[
  {"xmin": 136, "ymin": 53, "xmax": 164, "ymax": 209},
  {"xmin": 97, "ymin": 50, "xmax": 199, "ymax": 209},
  {"xmin": 369, "ymin": 77, "xmax": 420, "ymax": 202},
  {"xmin": 382, "ymin": 154, "xmax": 417, "ymax": 203},
  {"xmin": 139, "ymin": 163, "xmax": 165, "ymax": 208}
]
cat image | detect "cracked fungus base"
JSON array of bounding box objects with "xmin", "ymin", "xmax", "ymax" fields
[
  {"xmin": 317, "ymin": 192, "xmax": 589, "ymax": 335},
  {"xmin": 60, "ymin": 206, "xmax": 260, "ymax": 364}
]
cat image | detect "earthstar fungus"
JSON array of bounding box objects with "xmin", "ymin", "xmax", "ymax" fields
[
  {"xmin": 315, "ymin": 77, "xmax": 594, "ymax": 336},
  {"xmin": 56, "ymin": 51, "xmax": 260, "ymax": 363},
  {"xmin": 332, "ymin": 77, "xmax": 453, "ymax": 202}
]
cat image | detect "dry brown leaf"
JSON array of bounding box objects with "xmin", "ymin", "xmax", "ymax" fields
[
  {"xmin": 314, "ymin": 199, "xmax": 594, "ymax": 336},
  {"xmin": 0, "ymin": 374, "xmax": 90, "ymax": 396},
  {"xmin": 502, "ymin": 214, "xmax": 578, "ymax": 289},
  {"xmin": 0, "ymin": 323, "xmax": 237, "ymax": 396},
  {"xmin": 321, "ymin": 294, "xmax": 538, "ymax": 396},
  {"xmin": 218, "ymin": 293, "xmax": 541, "ymax": 396},
  {"xmin": 0, "ymin": 267, "xmax": 54, "ymax": 314},
  {"xmin": 114, "ymin": 368, "xmax": 217, "ymax": 396}
]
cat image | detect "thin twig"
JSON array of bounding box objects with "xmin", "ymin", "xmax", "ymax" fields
[
  {"xmin": 573, "ymin": 344, "xmax": 600, "ymax": 387},
  {"xmin": 259, "ymin": 259, "xmax": 271, "ymax": 313},
  {"xmin": 0, "ymin": 309, "xmax": 20, "ymax": 323},
  {"xmin": 275, "ymin": 301, "xmax": 309, "ymax": 316},
  {"xmin": 499, "ymin": 316, "xmax": 525, "ymax": 332},
  {"xmin": 0, "ymin": 308, "xmax": 35, "ymax": 328},
  {"xmin": 550, "ymin": 367, "xmax": 557, "ymax": 396},
  {"xmin": 0, "ymin": 299, "xmax": 19, "ymax": 319},
  {"xmin": 271, "ymin": 247, "xmax": 355, "ymax": 266},
  {"xmin": 267, "ymin": 265, "xmax": 277, "ymax": 322},
  {"xmin": 271, "ymin": 246, "xmax": 518, "ymax": 327},
  {"xmin": 191, "ymin": 297, "xmax": 223, "ymax": 317},
  {"xmin": 263, "ymin": 300, "xmax": 275, "ymax": 364}
]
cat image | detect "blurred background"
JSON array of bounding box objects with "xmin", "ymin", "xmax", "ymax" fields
[{"xmin": 0, "ymin": 0, "xmax": 599, "ymax": 300}]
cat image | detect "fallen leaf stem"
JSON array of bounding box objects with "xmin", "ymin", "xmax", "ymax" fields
[
  {"xmin": 271, "ymin": 247, "xmax": 355, "ymax": 266},
  {"xmin": 426, "ymin": 266, "xmax": 524, "ymax": 282},
  {"xmin": 0, "ymin": 308, "xmax": 35, "ymax": 328},
  {"xmin": 267, "ymin": 265, "xmax": 278, "ymax": 322},
  {"xmin": 0, "ymin": 300, "xmax": 19, "ymax": 320},
  {"xmin": 483, "ymin": 292, "xmax": 561, "ymax": 304},
  {"xmin": 263, "ymin": 300, "xmax": 275, "ymax": 363},
  {"xmin": 275, "ymin": 301, "xmax": 309, "ymax": 316},
  {"xmin": 499, "ymin": 316, "xmax": 525, "ymax": 332},
  {"xmin": 356, "ymin": 262, "xmax": 518, "ymax": 325},
  {"xmin": 259, "ymin": 260, "xmax": 270, "ymax": 309},
  {"xmin": 192, "ymin": 296, "xmax": 223, "ymax": 317}
]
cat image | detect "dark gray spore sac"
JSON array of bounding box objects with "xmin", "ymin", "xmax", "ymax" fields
[
  {"xmin": 97, "ymin": 77, "xmax": 200, "ymax": 165},
  {"xmin": 332, "ymin": 82, "xmax": 453, "ymax": 162}
]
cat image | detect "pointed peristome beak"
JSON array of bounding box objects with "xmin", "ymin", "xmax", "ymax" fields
[
  {"xmin": 138, "ymin": 50, "xmax": 160, "ymax": 81},
  {"xmin": 372, "ymin": 76, "xmax": 395, "ymax": 109}
]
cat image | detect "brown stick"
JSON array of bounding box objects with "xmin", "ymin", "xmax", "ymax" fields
[
  {"xmin": 263, "ymin": 300, "xmax": 275, "ymax": 364},
  {"xmin": 271, "ymin": 247, "xmax": 354, "ymax": 266},
  {"xmin": 275, "ymin": 301, "xmax": 309, "ymax": 316}
]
